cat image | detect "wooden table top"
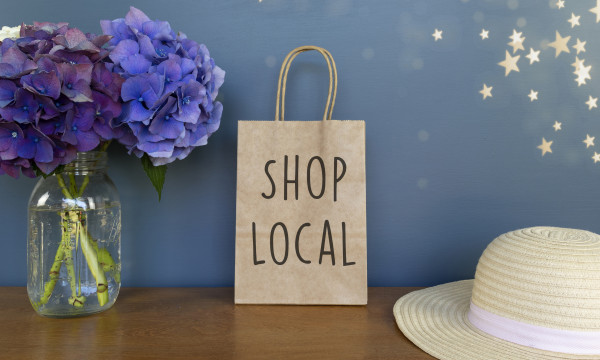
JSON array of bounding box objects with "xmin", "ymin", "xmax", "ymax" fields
[{"xmin": 0, "ymin": 287, "xmax": 435, "ymax": 360}]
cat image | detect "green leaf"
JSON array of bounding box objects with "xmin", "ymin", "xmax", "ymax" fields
[{"xmin": 141, "ymin": 154, "xmax": 167, "ymax": 201}]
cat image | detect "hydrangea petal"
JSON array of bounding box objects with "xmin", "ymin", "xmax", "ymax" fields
[
  {"xmin": 0, "ymin": 79, "xmax": 17, "ymax": 107},
  {"xmin": 125, "ymin": 6, "xmax": 151, "ymax": 31},
  {"xmin": 0, "ymin": 47, "xmax": 37, "ymax": 78},
  {"xmin": 35, "ymin": 139, "xmax": 54, "ymax": 163},
  {"xmin": 108, "ymin": 39, "xmax": 140, "ymax": 65},
  {"xmin": 35, "ymin": 155, "xmax": 60, "ymax": 174},
  {"xmin": 148, "ymin": 113, "xmax": 185, "ymax": 139},
  {"xmin": 0, "ymin": 123, "xmax": 22, "ymax": 159},
  {"xmin": 21, "ymin": 71, "xmax": 61, "ymax": 99},
  {"xmin": 136, "ymin": 139, "xmax": 174, "ymax": 158},
  {"xmin": 141, "ymin": 20, "xmax": 173, "ymax": 41},
  {"xmin": 128, "ymin": 100, "xmax": 154, "ymax": 122},
  {"xmin": 74, "ymin": 129, "xmax": 100, "ymax": 152},
  {"xmin": 0, "ymin": 159, "xmax": 23, "ymax": 178},
  {"xmin": 121, "ymin": 54, "xmax": 151, "ymax": 75},
  {"xmin": 62, "ymin": 78, "xmax": 93, "ymax": 102},
  {"xmin": 121, "ymin": 75, "xmax": 150, "ymax": 101}
]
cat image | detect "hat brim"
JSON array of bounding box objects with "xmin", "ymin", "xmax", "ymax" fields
[{"xmin": 393, "ymin": 280, "xmax": 598, "ymax": 360}]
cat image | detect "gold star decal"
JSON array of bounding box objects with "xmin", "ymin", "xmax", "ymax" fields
[
  {"xmin": 480, "ymin": 29, "xmax": 489, "ymax": 40},
  {"xmin": 587, "ymin": 96, "xmax": 598, "ymax": 110},
  {"xmin": 553, "ymin": 121, "xmax": 562, "ymax": 131},
  {"xmin": 591, "ymin": 0, "xmax": 600, "ymax": 23},
  {"xmin": 575, "ymin": 63, "xmax": 592, "ymax": 86},
  {"xmin": 573, "ymin": 39, "xmax": 586, "ymax": 54},
  {"xmin": 480, "ymin": 84, "xmax": 493, "ymax": 100},
  {"xmin": 548, "ymin": 31, "xmax": 571, "ymax": 57},
  {"xmin": 525, "ymin": 48, "xmax": 540, "ymax": 64},
  {"xmin": 538, "ymin": 138, "xmax": 553, "ymax": 156},
  {"xmin": 528, "ymin": 89, "xmax": 538, "ymax": 102},
  {"xmin": 568, "ymin": 13, "xmax": 581, "ymax": 28},
  {"xmin": 498, "ymin": 50, "xmax": 520, "ymax": 76},
  {"xmin": 584, "ymin": 134, "xmax": 595, "ymax": 148},
  {"xmin": 593, "ymin": 152, "xmax": 600, "ymax": 163},
  {"xmin": 432, "ymin": 29, "xmax": 443, "ymax": 41},
  {"xmin": 508, "ymin": 29, "xmax": 525, "ymax": 53},
  {"xmin": 556, "ymin": 0, "xmax": 565, "ymax": 9}
]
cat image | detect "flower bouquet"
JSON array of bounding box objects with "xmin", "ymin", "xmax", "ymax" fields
[{"xmin": 0, "ymin": 7, "xmax": 224, "ymax": 317}]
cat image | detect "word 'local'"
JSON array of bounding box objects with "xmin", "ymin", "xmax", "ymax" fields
[{"xmin": 252, "ymin": 220, "xmax": 355, "ymax": 266}]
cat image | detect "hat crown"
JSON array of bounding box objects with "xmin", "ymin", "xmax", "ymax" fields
[{"xmin": 471, "ymin": 227, "xmax": 600, "ymax": 331}]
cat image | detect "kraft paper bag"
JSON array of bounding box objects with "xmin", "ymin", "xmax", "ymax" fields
[{"xmin": 235, "ymin": 46, "xmax": 367, "ymax": 305}]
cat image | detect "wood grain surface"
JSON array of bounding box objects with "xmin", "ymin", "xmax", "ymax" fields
[{"xmin": 0, "ymin": 287, "xmax": 435, "ymax": 360}]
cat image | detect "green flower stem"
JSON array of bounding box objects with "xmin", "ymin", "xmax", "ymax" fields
[
  {"xmin": 62, "ymin": 214, "xmax": 85, "ymax": 308},
  {"xmin": 68, "ymin": 173, "xmax": 77, "ymax": 197},
  {"xmin": 99, "ymin": 140, "xmax": 112, "ymax": 153},
  {"xmin": 66, "ymin": 210, "xmax": 109, "ymax": 306},
  {"xmin": 35, "ymin": 232, "xmax": 66, "ymax": 309},
  {"xmin": 56, "ymin": 174, "xmax": 73, "ymax": 199},
  {"xmin": 92, "ymin": 238, "xmax": 120, "ymax": 283},
  {"xmin": 35, "ymin": 209, "xmax": 78, "ymax": 308},
  {"xmin": 78, "ymin": 176, "xmax": 90, "ymax": 197}
]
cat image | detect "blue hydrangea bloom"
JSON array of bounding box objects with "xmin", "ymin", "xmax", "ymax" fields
[{"xmin": 102, "ymin": 7, "xmax": 225, "ymax": 166}]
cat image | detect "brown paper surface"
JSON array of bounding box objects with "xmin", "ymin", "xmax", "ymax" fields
[{"xmin": 235, "ymin": 120, "xmax": 367, "ymax": 305}]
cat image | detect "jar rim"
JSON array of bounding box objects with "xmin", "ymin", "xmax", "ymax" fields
[{"xmin": 63, "ymin": 151, "xmax": 108, "ymax": 172}]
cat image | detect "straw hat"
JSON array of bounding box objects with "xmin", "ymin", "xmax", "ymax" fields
[{"xmin": 394, "ymin": 227, "xmax": 600, "ymax": 359}]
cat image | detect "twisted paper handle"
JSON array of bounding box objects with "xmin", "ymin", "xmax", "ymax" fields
[{"xmin": 275, "ymin": 46, "xmax": 338, "ymax": 121}]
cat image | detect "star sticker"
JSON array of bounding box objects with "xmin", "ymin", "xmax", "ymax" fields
[
  {"xmin": 553, "ymin": 121, "xmax": 562, "ymax": 131},
  {"xmin": 480, "ymin": 84, "xmax": 493, "ymax": 100},
  {"xmin": 583, "ymin": 134, "xmax": 595, "ymax": 148},
  {"xmin": 538, "ymin": 138, "xmax": 553, "ymax": 156},
  {"xmin": 432, "ymin": 29, "xmax": 443, "ymax": 41},
  {"xmin": 572, "ymin": 56, "xmax": 585, "ymax": 72},
  {"xmin": 575, "ymin": 63, "xmax": 592, "ymax": 86},
  {"xmin": 591, "ymin": 0, "xmax": 600, "ymax": 23},
  {"xmin": 498, "ymin": 50, "xmax": 520, "ymax": 76},
  {"xmin": 573, "ymin": 39, "xmax": 586, "ymax": 54},
  {"xmin": 568, "ymin": 13, "xmax": 581, "ymax": 28},
  {"xmin": 557, "ymin": 0, "xmax": 565, "ymax": 9},
  {"xmin": 508, "ymin": 29, "xmax": 525, "ymax": 53},
  {"xmin": 548, "ymin": 31, "xmax": 571, "ymax": 58},
  {"xmin": 593, "ymin": 152, "xmax": 600, "ymax": 163},
  {"xmin": 480, "ymin": 29, "xmax": 489, "ymax": 40},
  {"xmin": 587, "ymin": 96, "xmax": 598, "ymax": 110},
  {"xmin": 525, "ymin": 48, "xmax": 540, "ymax": 64},
  {"xmin": 528, "ymin": 89, "xmax": 538, "ymax": 102}
]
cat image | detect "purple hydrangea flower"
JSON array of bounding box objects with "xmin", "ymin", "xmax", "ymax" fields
[
  {"xmin": 0, "ymin": 22, "xmax": 129, "ymax": 177},
  {"xmin": 102, "ymin": 7, "xmax": 225, "ymax": 166}
]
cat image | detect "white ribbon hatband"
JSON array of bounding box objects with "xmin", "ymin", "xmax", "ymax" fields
[{"xmin": 468, "ymin": 302, "xmax": 600, "ymax": 355}]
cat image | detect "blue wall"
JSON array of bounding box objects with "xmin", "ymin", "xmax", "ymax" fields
[{"xmin": 1, "ymin": 0, "xmax": 600, "ymax": 287}]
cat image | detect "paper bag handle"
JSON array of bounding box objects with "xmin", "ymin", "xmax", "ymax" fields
[{"xmin": 275, "ymin": 46, "xmax": 338, "ymax": 121}]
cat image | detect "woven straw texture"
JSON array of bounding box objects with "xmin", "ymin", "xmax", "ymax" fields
[{"xmin": 393, "ymin": 227, "xmax": 600, "ymax": 360}]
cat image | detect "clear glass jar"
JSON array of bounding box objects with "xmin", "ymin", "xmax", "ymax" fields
[{"xmin": 27, "ymin": 151, "xmax": 121, "ymax": 318}]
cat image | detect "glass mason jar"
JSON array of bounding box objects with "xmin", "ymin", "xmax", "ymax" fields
[{"xmin": 27, "ymin": 151, "xmax": 121, "ymax": 318}]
